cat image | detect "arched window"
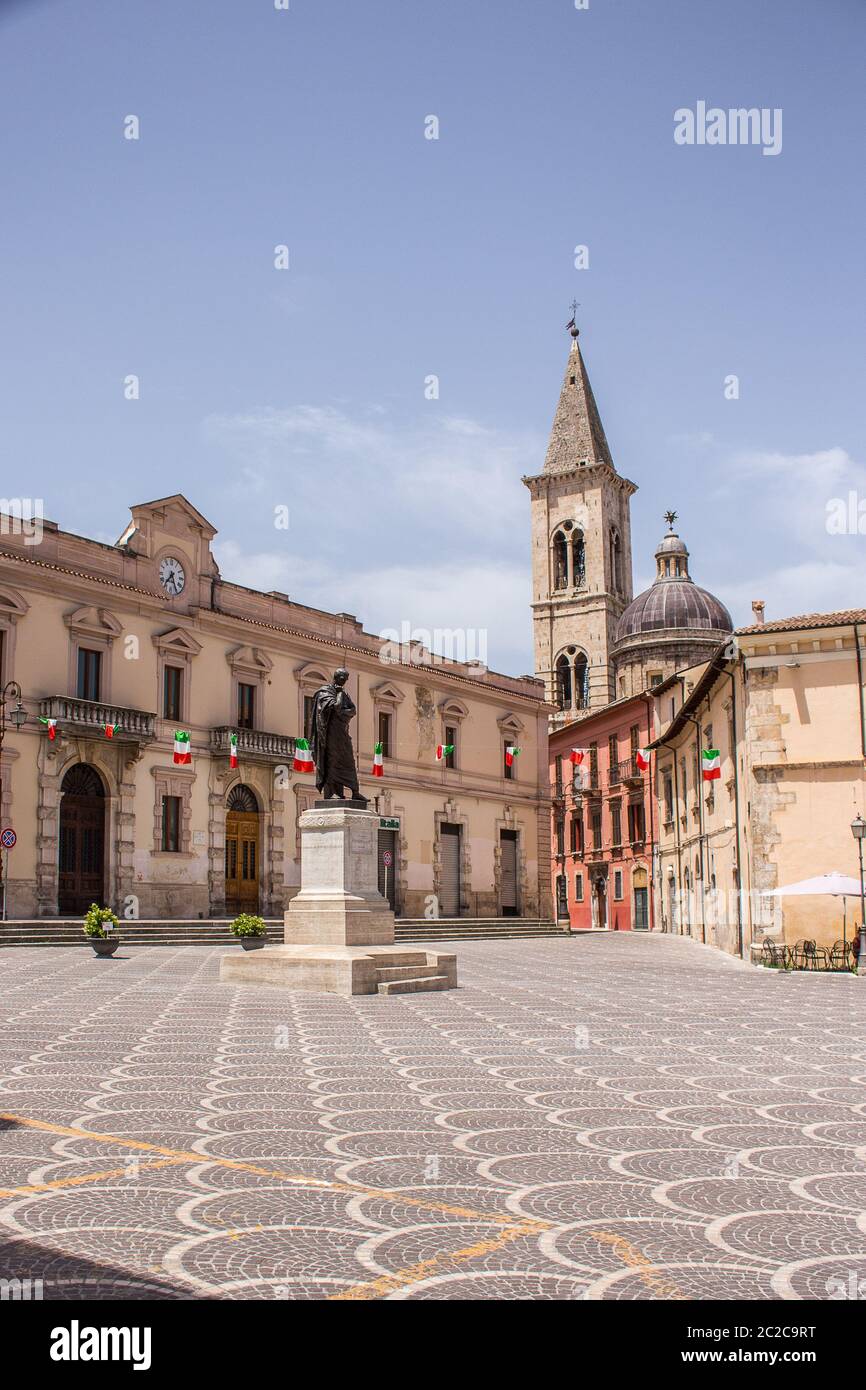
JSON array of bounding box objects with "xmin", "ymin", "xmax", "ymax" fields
[
  {"xmin": 571, "ymin": 530, "xmax": 586, "ymax": 588},
  {"xmin": 556, "ymin": 654, "xmax": 572, "ymax": 710},
  {"xmin": 574, "ymin": 653, "xmax": 589, "ymax": 710},
  {"xmin": 552, "ymin": 531, "xmax": 568, "ymax": 590},
  {"xmin": 227, "ymin": 784, "xmax": 259, "ymax": 813},
  {"xmin": 61, "ymin": 765, "xmax": 105, "ymax": 798},
  {"xmin": 609, "ymin": 528, "xmax": 622, "ymax": 594}
]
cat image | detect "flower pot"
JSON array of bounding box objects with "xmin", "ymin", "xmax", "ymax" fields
[
  {"xmin": 90, "ymin": 938, "xmax": 119, "ymax": 957},
  {"xmin": 240, "ymin": 936, "xmax": 266, "ymax": 951}
]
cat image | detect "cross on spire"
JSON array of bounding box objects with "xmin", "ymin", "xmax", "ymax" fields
[{"xmin": 664, "ymin": 509, "xmax": 678, "ymax": 531}]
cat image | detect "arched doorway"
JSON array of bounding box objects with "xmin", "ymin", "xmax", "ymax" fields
[
  {"xmin": 225, "ymin": 784, "xmax": 260, "ymax": 915},
  {"xmin": 591, "ymin": 873, "xmax": 607, "ymax": 929},
  {"xmin": 58, "ymin": 765, "xmax": 106, "ymax": 915}
]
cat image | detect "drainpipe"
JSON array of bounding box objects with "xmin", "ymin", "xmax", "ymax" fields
[
  {"xmin": 854, "ymin": 623, "xmax": 866, "ymax": 759},
  {"xmin": 728, "ymin": 665, "xmax": 744, "ymax": 959},
  {"xmin": 659, "ymin": 739, "xmax": 683, "ymax": 934},
  {"xmin": 641, "ymin": 691, "xmax": 656, "ymax": 930},
  {"xmin": 683, "ymin": 713, "xmax": 707, "ymax": 944}
]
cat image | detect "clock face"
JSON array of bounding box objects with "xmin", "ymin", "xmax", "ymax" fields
[{"xmin": 159, "ymin": 556, "xmax": 186, "ymax": 597}]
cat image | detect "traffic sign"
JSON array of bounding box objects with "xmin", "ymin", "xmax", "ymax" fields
[
  {"xmin": 382, "ymin": 850, "xmax": 393, "ymax": 868},
  {"xmin": 0, "ymin": 828, "xmax": 16, "ymax": 850}
]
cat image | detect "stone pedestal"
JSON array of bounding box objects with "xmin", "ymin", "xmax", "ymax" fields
[
  {"xmin": 284, "ymin": 805, "xmax": 395, "ymax": 946},
  {"xmin": 220, "ymin": 805, "xmax": 457, "ymax": 997}
]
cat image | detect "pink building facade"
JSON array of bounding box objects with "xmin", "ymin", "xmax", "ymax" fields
[{"xmin": 549, "ymin": 692, "xmax": 656, "ymax": 932}]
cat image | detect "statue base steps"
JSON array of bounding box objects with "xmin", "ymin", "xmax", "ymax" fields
[
  {"xmin": 220, "ymin": 943, "xmax": 457, "ymax": 997},
  {"xmin": 219, "ymin": 803, "xmax": 458, "ymax": 996}
]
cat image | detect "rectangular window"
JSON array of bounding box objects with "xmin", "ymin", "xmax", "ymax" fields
[
  {"xmin": 663, "ymin": 775, "xmax": 674, "ymax": 823},
  {"xmin": 444, "ymin": 724, "xmax": 457, "ymax": 769},
  {"xmin": 569, "ymin": 814, "xmax": 578, "ymax": 855},
  {"xmin": 161, "ymin": 795, "xmax": 181, "ymax": 853},
  {"xmin": 504, "ymin": 741, "xmax": 515, "ymax": 780},
  {"xmin": 589, "ymin": 742, "xmax": 598, "ymax": 788},
  {"xmin": 628, "ymin": 801, "xmax": 646, "ymax": 843},
  {"xmin": 163, "ymin": 665, "xmax": 182, "ymax": 721},
  {"xmin": 555, "ymin": 753, "xmax": 563, "ymax": 796},
  {"xmin": 77, "ymin": 648, "xmax": 101, "ymax": 702},
  {"xmin": 556, "ymin": 816, "xmax": 565, "ymax": 857},
  {"xmin": 608, "ymin": 734, "xmax": 618, "ymax": 776},
  {"xmin": 649, "ymin": 672, "xmax": 663, "ymax": 687},
  {"xmin": 611, "ymin": 801, "xmax": 622, "ymax": 847},
  {"xmin": 591, "ymin": 808, "xmax": 602, "ymax": 850},
  {"xmin": 575, "ymin": 873, "xmax": 584, "ymax": 902},
  {"xmin": 614, "ymin": 869, "xmax": 623, "ymax": 900},
  {"xmin": 238, "ymin": 683, "xmax": 255, "ymax": 729},
  {"xmin": 378, "ymin": 711, "xmax": 392, "ymax": 758}
]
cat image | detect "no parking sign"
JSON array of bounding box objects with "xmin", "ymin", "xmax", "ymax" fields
[{"xmin": 0, "ymin": 828, "xmax": 16, "ymax": 850}]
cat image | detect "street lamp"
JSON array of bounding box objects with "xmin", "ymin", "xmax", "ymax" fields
[
  {"xmin": 0, "ymin": 680, "xmax": 27, "ymax": 920},
  {"xmin": 852, "ymin": 814, "xmax": 866, "ymax": 977}
]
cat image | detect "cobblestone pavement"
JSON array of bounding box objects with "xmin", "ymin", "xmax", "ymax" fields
[{"xmin": 0, "ymin": 933, "xmax": 864, "ymax": 1301}]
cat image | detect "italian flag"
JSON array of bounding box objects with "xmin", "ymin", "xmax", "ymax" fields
[
  {"xmin": 505, "ymin": 745, "xmax": 520, "ymax": 767},
  {"xmin": 173, "ymin": 730, "xmax": 192, "ymax": 765},
  {"xmin": 702, "ymin": 748, "xmax": 721, "ymax": 781},
  {"xmin": 436, "ymin": 743, "xmax": 454, "ymax": 762},
  {"xmin": 293, "ymin": 737, "xmax": 314, "ymax": 773},
  {"xmin": 636, "ymin": 748, "xmax": 651, "ymax": 772},
  {"xmin": 570, "ymin": 748, "xmax": 588, "ymax": 766},
  {"xmin": 372, "ymin": 741, "xmax": 384, "ymax": 777},
  {"xmin": 229, "ymin": 732, "xmax": 238, "ymax": 769},
  {"xmin": 102, "ymin": 723, "xmax": 120, "ymax": 739},
  {"xmin": 39, "ymin": 717, "xmax": 57, "ymax": 741}
]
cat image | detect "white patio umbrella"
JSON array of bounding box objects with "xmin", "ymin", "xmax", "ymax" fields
[{"xmin": 763, "ymin": 874, "xmax": 864, "ymax": 953}]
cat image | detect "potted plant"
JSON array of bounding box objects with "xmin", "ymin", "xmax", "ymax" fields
[
  {"xmin": 230, "ymin": 912, "xmax": 268, "ymax": 950},
  {"xmin": 83, "ymin": 903, "xmax": 120, "ymax": 957}
]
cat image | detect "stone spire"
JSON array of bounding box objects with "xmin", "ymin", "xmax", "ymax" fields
[{"xmin": 543, "ymin": 324, "xmax": 614, "ymax": 474}]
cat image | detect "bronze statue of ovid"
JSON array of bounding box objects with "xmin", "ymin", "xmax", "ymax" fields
[{"xmin": 307, "ymin": 668, "xmax": 368, "ymax": 806}]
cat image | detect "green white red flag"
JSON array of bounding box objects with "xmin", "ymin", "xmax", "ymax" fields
[
  {"xmin": 505, "ymin": 745, "xmax": 520, "ymax": 767},
  {"xmin": 229, "ymin": 732, "xmax": 238, "ymax": 769},
  {"xmin": 636, "ymin": 748, "xmax": 650, "ymax": 772},
  {"xmin": 293, "ymin": 737, "xmax": 313, "ymax": 773},
  {"xmin": 702, "ymin": 748, "xmax": 721, "ymax": 781},
  {"xmin": 173, "ymin": 730, "xmax": 191, "ymax": 765},
  {"xmin": 372, "ymin": 742, "xmax": 384, "ymax": 777},
  {"xmin": 39, "ymin": 717, "xmax": 57, "ymax": 741},
  {"xmin": 102, "ymin": 723, "xmax": 120, "ymax": 739},
  {"xmin": 570, "ymin": 748, "xmax": 588, "ymax": 765},
  {"xmin": 436, "ymin": 743, "xmax": 454, "ymax": 762}
]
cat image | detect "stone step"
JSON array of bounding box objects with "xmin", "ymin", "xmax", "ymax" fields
[
  {"xmin": 366, "ymin": 951, "xmax": 432, "ymax": 968},
  {"xmin": 375, "ymin": 964, "xmax": 443, "ymax": 982},
  {"xmin": 376, "ymin": 974, "xmax": 451, "ymax": 995}
]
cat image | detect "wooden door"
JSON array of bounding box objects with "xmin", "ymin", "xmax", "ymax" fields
[
  {"xmin": 58, "ymin": 767, "xmax": 106, "ymax": 915},
  {"xmin": 225, "ymin": 810, "xmax": 259, "ymax": 914}
]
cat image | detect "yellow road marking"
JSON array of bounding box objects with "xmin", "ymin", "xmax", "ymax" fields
[
  {"xmin": 0, "ymin": 1112, "xmax": 546, "ymax": 1231},
  {"xmin": 588, "ymin": 1229, "xmax": 689, "ymax": 1299},
  {"xmin": 1, "ymin": 1113, "xmax": 682, "ymax": 1300}
]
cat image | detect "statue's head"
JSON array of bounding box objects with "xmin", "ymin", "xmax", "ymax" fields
[{"xmin": 333, "ymin": 668, "xmax": 350, "ymax": 687}]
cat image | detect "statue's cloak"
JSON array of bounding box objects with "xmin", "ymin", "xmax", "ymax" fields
[{"xmin": 308, "ymin": 682, "xmax": 358, "ymax": 794}]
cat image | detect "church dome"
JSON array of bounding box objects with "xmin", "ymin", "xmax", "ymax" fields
[
  {"xmin": 615, "ymin": 515, "xmax": 732, "ymax": 643},
  {"xmin": 617, "ymin": 579, "xmax": 732, "ymax": 639}
]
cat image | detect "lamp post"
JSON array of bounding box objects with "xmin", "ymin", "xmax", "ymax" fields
[
  {"xmin": 852, "ymin": 814, "xmax": 866, "ymax": 976},
  {"xmin": 0, "ymin": 681, "xmax": 27, "ymax": 920}
]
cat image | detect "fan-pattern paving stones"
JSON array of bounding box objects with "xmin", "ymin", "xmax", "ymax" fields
[{"xmin": 0, "ymin": 933, "xmax": 864, "ymax": 1300}]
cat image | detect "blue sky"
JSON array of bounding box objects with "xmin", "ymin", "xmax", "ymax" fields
[{"xmin": 1, "ymin": 0, "xmax": 864, "ymax": 676}]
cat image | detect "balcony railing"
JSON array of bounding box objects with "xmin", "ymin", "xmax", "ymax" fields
[
  {"xmin": 618, "ymin": 756, "xmax": 643, "ymax": 783},
  {"xmin": 39, "ymin": 696, "xmax": 156, "ymax": 741},
  {"xmin": 211, "ymin": 726, "xmax": 296, "ymax": 763}
]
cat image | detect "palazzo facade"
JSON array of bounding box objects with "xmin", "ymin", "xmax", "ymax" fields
[{"xmin": 0, "ymin": 495, "xmax": 552, "ymax": 921}]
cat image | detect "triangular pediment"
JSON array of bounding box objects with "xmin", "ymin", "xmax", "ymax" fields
[{"xmin": 153, "ymin": 627, "xmax": 203, "ymax": 657}]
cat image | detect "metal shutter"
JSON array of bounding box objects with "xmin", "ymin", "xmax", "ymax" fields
[
  {"xmin": 500, "ymin": 830, "xmax": 518, "ymax": 914},
  {"xmin": 377, "ymin": 828, "xmax": 397, "ymax": 909},
  {"xmin": 439, "ymin": 824, "xmax": 461, "ymax": 917}
]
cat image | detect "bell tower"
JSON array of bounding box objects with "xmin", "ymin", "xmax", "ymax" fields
[{"xmin": 523, "ymin": 319, "xmax": 636, "ymax": 721}]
